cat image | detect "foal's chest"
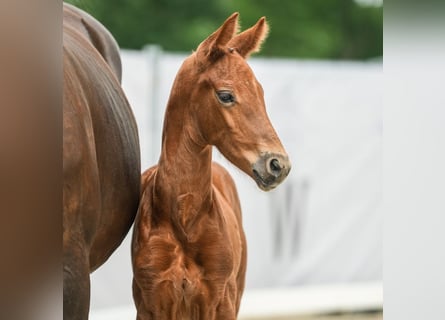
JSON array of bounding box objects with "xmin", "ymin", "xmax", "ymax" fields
[{"xmin": 147, "ymin": 203, "xmax": 242, "ymax": 301}]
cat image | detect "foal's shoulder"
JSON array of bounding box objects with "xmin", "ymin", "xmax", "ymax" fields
[
  {"xmin": 141, "ymin": 166, "xmax": 158, "ymax": 193},
  {"xmin": 212, "ymin": 162, "xmax": 236, "ymax": 188},
  {"xmin": 134, "ymin": 166, "xmax": 158, "ymax": 249}
]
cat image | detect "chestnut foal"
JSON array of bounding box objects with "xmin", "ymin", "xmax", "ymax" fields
[{"xmin": 132, "ymin": 13, "xmax": 291, "ymax": 320}]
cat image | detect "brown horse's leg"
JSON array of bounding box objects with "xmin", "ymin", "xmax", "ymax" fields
[{"xmin": 63, "ymin": 237, "xmax": 90, "ymax": 320}]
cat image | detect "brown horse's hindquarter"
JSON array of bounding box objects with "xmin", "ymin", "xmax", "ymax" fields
[{"xmin": 63, "ymin": 4, "xmax": 140, "ymax": 319}]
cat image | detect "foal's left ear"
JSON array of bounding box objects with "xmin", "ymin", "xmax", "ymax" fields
[
  {"xmin": 196, "ymin": 13, "xmax": 239, "ymax": 63},
  {"xmin": 228, "ymin": 17, "xmax": 269, "ymax": 59}
]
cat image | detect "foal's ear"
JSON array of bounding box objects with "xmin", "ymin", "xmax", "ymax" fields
[
  {"xmin": 196, "ymin": 12, "xmax": 239, "ymax": 63},
  {"xmin": 228, "ymin": 17, "xmax": 269, "ymax": 58}
]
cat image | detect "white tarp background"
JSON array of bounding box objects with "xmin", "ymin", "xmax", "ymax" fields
[{"xmin": 89, "ymin": 48, "xmax": 382, "ymax": 310}]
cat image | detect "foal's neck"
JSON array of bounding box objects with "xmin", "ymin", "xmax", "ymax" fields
[{"xmin": 155, "ymin": 97, "xmax": 213, "ymax": 235}]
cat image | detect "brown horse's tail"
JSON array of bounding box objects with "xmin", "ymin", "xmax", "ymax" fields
[{"xmin": 63, "ymin": 3, "xmax": 123, "ymax": 83}]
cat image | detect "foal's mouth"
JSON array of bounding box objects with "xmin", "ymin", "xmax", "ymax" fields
[{"xmin": 253, "ymin": 169, "xmax": 280, "ymax": 191}]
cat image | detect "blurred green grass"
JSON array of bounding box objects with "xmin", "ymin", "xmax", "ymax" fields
[{"xmin": 65, "ymin": 0, "xmax": 382, "ymax": 60}]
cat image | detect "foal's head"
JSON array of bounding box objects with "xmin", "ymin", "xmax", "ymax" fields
[{"xmin": 174, "ymin": 13, "xmax": 291, "ymax": 191}]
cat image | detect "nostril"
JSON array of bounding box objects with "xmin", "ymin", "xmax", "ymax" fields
[{"xmin": 269, "ymin": 158, "xmax": 282, "ymax": 173}]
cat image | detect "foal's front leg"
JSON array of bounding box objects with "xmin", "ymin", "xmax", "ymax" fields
[
  {"xmin": 215, "ymin": 297, "xmax": 237, "ymax": 320},
  {"xmin": 134, "ymin": 276, "xmax": 182, "ymax": 320}
]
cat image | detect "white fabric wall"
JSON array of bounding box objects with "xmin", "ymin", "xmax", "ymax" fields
[{"xmin": 89, "ymin": 48, "xmax": 382, "ymax": 310}]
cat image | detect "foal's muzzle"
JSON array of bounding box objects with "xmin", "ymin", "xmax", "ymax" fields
[{"xmin": 252, "ymin": 153, "xmax": 291, "ymax": 191}]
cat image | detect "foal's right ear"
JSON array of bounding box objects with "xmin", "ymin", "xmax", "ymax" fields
[{"xmin": 196, "ymin": 13, "xmax": 239, "ymax": 64}]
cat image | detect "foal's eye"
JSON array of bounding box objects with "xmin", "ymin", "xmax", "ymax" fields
[{"xmin": 216, "ymin": 91, "xmax": 235, "ymax": 106}]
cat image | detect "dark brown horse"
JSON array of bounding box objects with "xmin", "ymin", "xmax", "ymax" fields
[
  {"xmin": 63, "ymin": 4, "xmax": 140, "ymax": 319},
  {"xmin": 132, "ymin": 13, "xmax": 290, "ymax": 319}
]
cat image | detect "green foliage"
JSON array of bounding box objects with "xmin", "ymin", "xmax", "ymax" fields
[{"xmin": 65, "ymin": 0, "xmax": 382, "ymax": 60}]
